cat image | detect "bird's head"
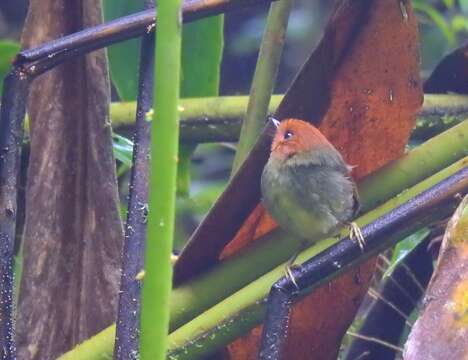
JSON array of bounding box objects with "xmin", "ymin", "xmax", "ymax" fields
[{"xmin": 269, "ymin": 118, "xmax": 336, "ymax": 163}]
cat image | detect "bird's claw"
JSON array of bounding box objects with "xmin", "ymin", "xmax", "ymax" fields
[
  {"xmin": 285, "ymin": 264, "xmax": 300, "ymax": 290},
  {"xmin": 349, "ymin": 222, "xmax": 365, "ymax": 251},
  {"xmin": 170, "ymin": 253, "xmax": 179, "ymax": 265}
]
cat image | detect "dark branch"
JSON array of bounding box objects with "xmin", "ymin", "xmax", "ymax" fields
[
  {"xmin": 113, "ymin": 3, "xmax": 155, "ymax": 359},
  {"xmin": 14, "ymin": 0, "xmax": 275, "ymax": 77},
  {"xmin": 0, "ymin": 70, "xmax": 30, "ymax": 360}
]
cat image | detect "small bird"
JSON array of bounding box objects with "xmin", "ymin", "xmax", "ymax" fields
[{"xmin": 261, "ymin": 118, "xmax": 364, "ymax": 282}]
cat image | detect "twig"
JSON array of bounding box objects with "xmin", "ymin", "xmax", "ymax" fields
[
  {"xmin": 346, "ymin": 331, "xmax": 404, "ymax": 353},
  {"xmin": 367, "ymin": 288, "xmax": 413, "ymax": 328}
]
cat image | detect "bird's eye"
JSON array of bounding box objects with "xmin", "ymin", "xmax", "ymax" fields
[{"xmin": 283, "ymin": 130, "xmax": 294, "ymax": 140}]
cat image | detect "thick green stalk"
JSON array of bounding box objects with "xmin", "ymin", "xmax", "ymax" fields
[
  {"xmin": 58, "ymin": 122, "xmax": 467, "ymax": 359},
  {"xmin": 360, "ymin": 120, "xmax": 468, "ymax": 211},
  {"xmin": 166, "ymin": 159, "xmax": 466, "ymax": 359},
  {"xmin": 140, "ymin": 0, "xmax": 182, "ymax": 359},
  {"xmin": 231, "ymin": 0, "xmax": 293, "ymax": 173},
  {"xmin": 59, "ymin": 326, "xmax": 116, "ymax": 360},
  {"xmin": 413, "ymin": 93, "xmax": 468, "ymax": 140},
  {"xmin": 109, "ymin": 94, "xmax": 468, "ymax": 143},
  {"xmin": 110, "ymin": 96, "xmax": 280, "ymax": 128}
]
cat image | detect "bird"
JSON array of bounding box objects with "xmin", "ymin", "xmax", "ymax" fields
[{"xmin": 261, "ymin": 117, "xmax": 364, "ymax": 285}]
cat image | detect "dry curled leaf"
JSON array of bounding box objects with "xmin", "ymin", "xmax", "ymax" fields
[{"xmin": 404, "ymin": 195, "xmax": 468, "ymax": 360}]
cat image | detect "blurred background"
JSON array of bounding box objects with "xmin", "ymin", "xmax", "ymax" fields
[{"xmin": 1, "ymin": 0, "xmax": 467, "ymax": 249}]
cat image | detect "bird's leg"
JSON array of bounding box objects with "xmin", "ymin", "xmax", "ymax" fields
[{"xmin": 347, "ymin": 222, "xmax": 365, "ymax": 251}]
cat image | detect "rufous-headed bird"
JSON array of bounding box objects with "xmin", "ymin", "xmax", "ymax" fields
[{"xmin": 261, "ymin": 118, "xmax": 364, "ymax": 282}]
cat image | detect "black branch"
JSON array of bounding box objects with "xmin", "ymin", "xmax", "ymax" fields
[
  {"xmin": 113, "ymin": 1, "xmax": 155, "ymax": 359},
  {"xmin": 0, "ymin": 71, "xmax": 30, "ymax": 360}
]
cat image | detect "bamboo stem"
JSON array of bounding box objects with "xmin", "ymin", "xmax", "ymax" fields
[
  {"xmin": 109, "ymin": 94, "xmax": 468, "ymax": 143},
  {"xmin": 139, "ymin": 0, "xmax": 182, "ymax": 358},
  {"xmin": 231, "ymin": 0, "xmax": 293, "ymax": 173}
]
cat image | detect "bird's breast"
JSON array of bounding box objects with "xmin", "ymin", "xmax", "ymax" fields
[{"xmin": 261, "ymin": 162, "xmax": 338, "ymax": 239}]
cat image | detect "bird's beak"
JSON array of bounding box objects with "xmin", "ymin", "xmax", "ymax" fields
[{"xmin": 269, "ymin": 116, "xmax": 280, "ymax": 128}]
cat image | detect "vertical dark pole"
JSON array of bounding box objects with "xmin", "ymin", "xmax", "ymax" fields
[
  {"xmin": 113, "ymin": 2, "xmax": 155, "ymax": 359},
  {"xmin": 0, "ymin": 70, "xmax": 30, "ymax": 360}
]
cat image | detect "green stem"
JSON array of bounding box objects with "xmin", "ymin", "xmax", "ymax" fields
[
  {"xmin": 140, "ymin": 0, "xmax": 182, "ymax": 358},
  {"xmin": 109, "ymin": 94, "xmax": 468, "ymax": 143},
  {"xmin": 58, "ymin": 120, "xmax": 468, "ymax": 360},
  {"xmin": 231, "ymin": 0, "xmax": 293, "ymax": 173},
  {"xmin": 360, "ymin": 119, "xmax": 468, "ymax": 212}
]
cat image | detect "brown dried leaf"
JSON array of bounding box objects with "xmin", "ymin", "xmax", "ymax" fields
[
  {"xmin": 404, "ymin": 195, "xmax": 468, "ymax": 360},
  {"xmin": 16, "ymin": 1, "xmax": 123, "ymax": 359}
]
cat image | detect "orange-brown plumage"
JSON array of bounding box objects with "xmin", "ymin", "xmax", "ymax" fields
[{"xmin": 271, "ymin": 119, "xmax": 335, "ymax": 161}]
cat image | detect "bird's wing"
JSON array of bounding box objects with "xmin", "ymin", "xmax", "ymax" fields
[{"xmin": 289, "ymin": 164, "xmax": 356, "ymax": 222}]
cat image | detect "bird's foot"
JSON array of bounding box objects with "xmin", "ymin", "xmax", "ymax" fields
[
  {"xmin": 349, "ymin": 222, "xmax": 365, "ymax": 251},
  {"xmin": 170, "ymin": 253, "xmax": 179, "ymax": 265},
  {"xmin": 284, "ymin": 251, "xmax": 301, "ymax": 290},
  {"xmin": 285, "ymin": 263, "xmax": 300, "ymax": 290}
]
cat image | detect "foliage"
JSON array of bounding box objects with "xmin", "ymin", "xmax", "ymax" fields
[
  {"xmin": 0, "ymin": 40, "xmax": 20, "ymax": 96},
  {"xmin": 102, "ymin": 0, "xmax": 144, "ymax": 100},
  {"xmin": 384, "ymin": 228, "xmax": 431, "ymax": 278},
  {"xmin": 414, "ymin": 0, "xmax": 468, "ymax": 70}
]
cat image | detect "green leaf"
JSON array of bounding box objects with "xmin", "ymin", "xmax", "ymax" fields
[
  {"xmin": 461, "ymin": 0, "xmax": 468, "ymax": 14},
  {"xmin": 383, "ymin": 228, "xmax": 431, "ymax": 278},
  {"xmin": 451, "ymin": 14, "xmax": 468, "ymax": 32},
  {"xmin": 177, "ymin": 144, "xmax": 196, "ymax": 197},
  {"xmin": 180, "ymin": 17, "xmax": 224, "ymax": 97},
  {"xmin": 103, "ymin": 1, "xmax": 144, "ymax": 100},
  {"xmin": 443, "ymin": 0, "xmax": 455, "ymax": 8},
  {"xmin": 0, "ymin": 41, "xmax": 21, "ymax": 96},
  {"xmin": 112, "ymin": 133, "xmax": 133, "ymax": 167},
  {"xmin": 414, "ymin": 1, "xmax": 456, "ymax": 45},
  {"xmin": 177, "ymin": 16, "xmax": 224, "ymax": 196}
]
